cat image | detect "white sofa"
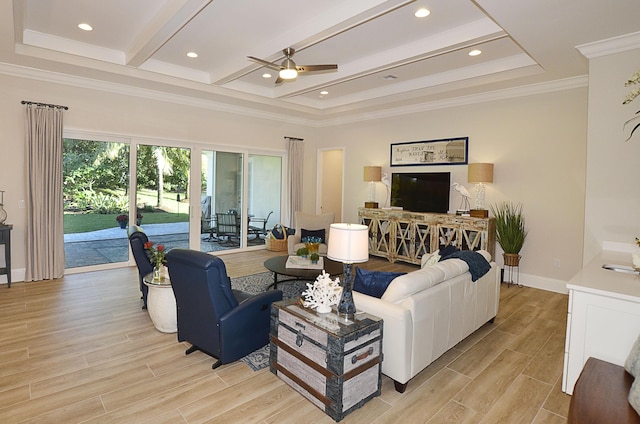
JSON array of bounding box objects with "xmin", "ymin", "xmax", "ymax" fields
[{"xmin": 352, "ymin": 250, "xmax": 500, "ymax": 392}]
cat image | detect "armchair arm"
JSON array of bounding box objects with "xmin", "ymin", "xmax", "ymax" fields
[
  {"xmin": 218, "ymin": 290, "xmax": 283, "ymax": 360},
  {"xmin": 353, "ymin": 291, "xmax": 413, "ymax": 384},
  {"xmin": 287, "ymin": 235, "xmax": 301, "ymax": 255}
]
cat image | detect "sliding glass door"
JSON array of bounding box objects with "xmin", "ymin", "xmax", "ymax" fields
[
  {"xmin": 63, "ymin": 134, "xmax": 285, "ymax": 270},
  {"xmin": 200, "ymin": 151, "xmax": 282, "ymax": 252},
  {"xmin": 63, "ymin": 138, "xmax": 130, "ymax": 269},
  {"xmin": 135, "ymin": 144, "xmax": 191, "ymax": 252}
]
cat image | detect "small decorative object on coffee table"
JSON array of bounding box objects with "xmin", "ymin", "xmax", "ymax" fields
[
  {"xmin": 270, "ymin": 299, "xmax": 382, "ymax": 421},
  {"xmin": 264, "ymin": 256, "xmax": 343, "ymax": 290}
]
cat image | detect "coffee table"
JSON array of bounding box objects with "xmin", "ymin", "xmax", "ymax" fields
[{"xmin": 264, "ymin": 256, "xmax": 343, "ymax": 289}]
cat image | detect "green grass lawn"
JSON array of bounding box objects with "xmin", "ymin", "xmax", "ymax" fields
[{"xmin": 65, "ymin": 188, "xmax": 192, "ymax": 233}]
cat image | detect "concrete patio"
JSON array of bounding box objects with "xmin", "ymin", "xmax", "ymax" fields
[{"xmin": 64, "ymin": 222, "xmax": 265, "ymax": 268}]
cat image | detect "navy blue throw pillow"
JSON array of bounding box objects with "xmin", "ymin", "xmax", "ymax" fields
[
  {"xmin": 353, "ymin": 267, "xmax": 406, "ymax": 298},
  {"xmin": 301, "ymin": 228, "xmax": 326, "ymax": 243}
]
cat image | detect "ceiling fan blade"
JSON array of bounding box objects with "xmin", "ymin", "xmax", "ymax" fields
[
  {"xmin": 247, "ymin": 56, "xmax": 280, "ymax": 71},
  {"xmin": 295, "ymin": 64, "xmax": 338, "ymax": 73},
  {"xmin": 274, "ymin": 76, "xmax": 284, "ymax": 85}
]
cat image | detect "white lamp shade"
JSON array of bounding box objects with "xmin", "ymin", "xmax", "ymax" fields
[{"xmin": 327, "ymin": 223, "xmax": 369, "ymax": 263}]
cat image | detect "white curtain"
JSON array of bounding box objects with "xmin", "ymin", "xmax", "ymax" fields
[
  {"xmin": 24, "ymin": 103, "xmax": 66, "ymax": 281},
  {"xmin": 286, "ymin": 137, "xmax": 303, "ymax": 227}
]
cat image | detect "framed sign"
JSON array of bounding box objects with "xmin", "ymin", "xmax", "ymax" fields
[{"xmin": 390, "ymin": 137, "xmax": 468, "ymax": 166}]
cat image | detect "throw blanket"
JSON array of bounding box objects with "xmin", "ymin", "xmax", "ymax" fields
[{"xmin": 443, "ymin": 250, "xmax": 490, "ymax": 282}]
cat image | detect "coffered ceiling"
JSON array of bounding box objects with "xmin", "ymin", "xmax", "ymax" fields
[{"xmin": 2, "ymin": 0, "xmax": 640, "ymax": 122}]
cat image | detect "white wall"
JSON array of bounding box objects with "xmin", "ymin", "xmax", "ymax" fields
[
  {"xmin": 318, "ymin": 88, "xmax": 589, "ymax": 291},
  {"xmin": 583, "ymin": 47, "xmax": 640, "ymax": 262}
]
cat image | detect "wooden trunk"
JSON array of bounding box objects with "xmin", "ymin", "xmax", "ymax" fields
[{"xmin": 270, "ymin": 300, "xmax": 383, "ymax": 422}]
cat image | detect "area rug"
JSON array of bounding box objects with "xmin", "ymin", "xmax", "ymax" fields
[{"xmin": 233, "ymin": 272, "xmax": 309, "ymax": 371}]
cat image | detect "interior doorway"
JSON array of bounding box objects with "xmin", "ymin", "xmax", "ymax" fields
[{"xmin": 318, "ymin": 148, "xmax": 344, "ymax": 221}]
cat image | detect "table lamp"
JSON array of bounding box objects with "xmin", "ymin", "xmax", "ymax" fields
[
  {"xmin": 363, "ymin": 166, "xmax": 382, "ymax": 208},
  {"xmin": 467, "ymin": 163, "xmax": 494, "ymax": 218},
  {"xmin": 327, "ymin": 223, "xmax": 369, "ymax": 319}
]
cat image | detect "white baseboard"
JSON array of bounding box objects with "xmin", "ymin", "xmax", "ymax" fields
[
  {"xmin": 0, "ymin": 267, "xmax": 25, "ymax": 284},
  {"xmin": 501, "ymin": 268, "xmax": 568, "ymax": 294}
]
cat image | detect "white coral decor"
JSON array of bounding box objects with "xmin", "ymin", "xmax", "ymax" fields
[{"xmin": 302, "ymin": 270, "xmax": 342, "ymax": 313}]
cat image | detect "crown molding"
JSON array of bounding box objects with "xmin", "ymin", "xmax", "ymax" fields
[
  {"xmin": 0, "ymin": 61, "xmax": 315, "ymax": 126},
  {"xmin": 577, "ymin": 31, "xmax": 640, "ymax": 59},
  {"xmin": 315, "ymin": 75, "xmax": 589, "ymax": 127},
  {"xmin": 0, "ymin": 61, "xmax": 587, "ymax": 128}
]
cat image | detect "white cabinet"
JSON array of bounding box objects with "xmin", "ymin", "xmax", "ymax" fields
[{"xmin": 562, "ymin": 251, "xmax": 640, "ymax": 395}]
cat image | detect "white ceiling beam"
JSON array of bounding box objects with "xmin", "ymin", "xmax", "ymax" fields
[
  {"xmin": 126, "ymin": 0, "xmax": 212, "ymax": 67},
  {"xmin": 211, "ymin": 0, "xmax": 415, "ymax": 85}
]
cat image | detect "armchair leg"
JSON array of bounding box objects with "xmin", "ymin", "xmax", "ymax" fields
[
  {"xmin": 185, "ymin": 345, "xmax": 199, "ymax": 355},
  {"xmin": 211, "ymin": 359, "xmax": 222, "ymax": 370}
]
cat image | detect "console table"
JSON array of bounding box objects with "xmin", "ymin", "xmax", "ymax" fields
[
  {"xmin": 358, "ymin": 208, "xmax": 495, "ymax": 265},
  {"xmin": 0, "ymin": 224, "xmax": 12, "ymax": 287}
]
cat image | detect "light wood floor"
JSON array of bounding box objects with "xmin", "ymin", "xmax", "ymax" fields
[{"xmin": 0, "ymin": 249, "xmax": 571, "ymax": 423}]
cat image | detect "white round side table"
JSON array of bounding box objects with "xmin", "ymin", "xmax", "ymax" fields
[{"xmin": 143, "ymin": 273, "xmax": 177, "ymax": 333}]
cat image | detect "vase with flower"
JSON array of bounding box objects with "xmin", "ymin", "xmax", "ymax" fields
[
  {"xmin": 144, "ymin": 241, "xmax": 167, "ymax": 282},
  {"xmin": 302, "ymin": 236, "xmax": 322, "ymax": 256}
]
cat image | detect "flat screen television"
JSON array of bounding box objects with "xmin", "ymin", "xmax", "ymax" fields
[{"xmin": 391, "ymin": 172, "xmax": 450, "ymax": 213}]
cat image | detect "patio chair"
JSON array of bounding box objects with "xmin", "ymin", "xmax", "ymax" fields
[
  {"xmin": 201, "ymin": 196, "xmax": 216, "ymax": 241},
  {"xmin": 166, "ymin": 249, "xmax": 283, "ymax": 368},
  {"xmin": 248, "ymin": 210, "xmax": 273, "ymax": 239},
  {"xmin": 216, "ymin": 212, "xmax": 240, "ymax": 245}
]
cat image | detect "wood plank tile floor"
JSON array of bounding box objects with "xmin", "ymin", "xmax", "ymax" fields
[{"xmin": 0, "ymin": 250, "xmax": 571, "ymax": 423}]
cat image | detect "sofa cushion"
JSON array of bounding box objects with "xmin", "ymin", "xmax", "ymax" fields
[
  {"xmin": 382, "ymin": 264, "xmax": 448, "ymax": 303},
  {"xmin": 354, "ymin": 268, "xmax": 406, "ymax": 298}
]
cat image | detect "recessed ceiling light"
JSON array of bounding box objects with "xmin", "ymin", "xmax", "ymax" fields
[
  {"xmin": 415, "ymin": 8, "xmax": 430, "ymax": 18},
  {"xmin": 469, "ymin": 49, "xmax": 482, "ymax": 56},
  {"xmin": 187, "ymin": 52, "xmax": 198, "ymax": 58},
  {"xmin": 78, "ymin": 23, "xmax": 93, "ymax": 31},
  {"xmin": 320, "ymin": 90, "xmax": 328, "ymax": 95},
  {"xmin": 262, "ymin": 73, "xmax": 272, "ymax": 78}
]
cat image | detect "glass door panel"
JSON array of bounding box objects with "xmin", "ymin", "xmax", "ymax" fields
[
  {"xmin": 63, "ymin": 138, "xmax": 130, "ymax": 268},
  {"xmin": 200, "ymin": 150, "xmax": 244, "ymax": 253},
  {"xmin": 135, "ymin": 145, "xmax": 190, "ymax": 252},
  {"xmin": 247, "ymin": 154, "xmax": 282, "ymax": 246}
]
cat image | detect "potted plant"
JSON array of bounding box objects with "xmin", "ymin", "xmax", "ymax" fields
[
  {"xmin": 490, "ymin": 201, "xmax": 527, "ymax": 266},
  {"xmin": 116, "ymin": 214, "xmax": 128, "ymax": 229},
  {"xmin": 310, "ymin": 252, "xmax": 320, "ymax": 264},
  {"xmin": 136, "ymin": 212, "xmax": 143, "ymax": 225},
  {"xmin": 296, "ymin": 247, "xmax": 309, "ymax": 258}
]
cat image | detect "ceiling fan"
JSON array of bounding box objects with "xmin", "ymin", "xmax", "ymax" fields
[{"xmin": 248, "ymin": 48, "xmax": 337, "ymax": 84}]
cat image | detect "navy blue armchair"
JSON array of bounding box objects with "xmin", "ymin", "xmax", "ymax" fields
[
  {"xmin": 166, "ymin": 249, "xmax": 283, "ymax": 369},
  {"xmin": 128, "ymin": 225, "xmax": 152, "ymax": 309}
]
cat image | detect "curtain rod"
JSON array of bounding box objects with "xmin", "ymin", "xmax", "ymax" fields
[
  {"xmin": 284, "ymin": 136, "xmax": 303, "ymax": 141},
  {"xmin": 21, "ymin": 100, "xmax": 69, "ymax": 110}
]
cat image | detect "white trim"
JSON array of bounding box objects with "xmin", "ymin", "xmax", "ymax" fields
[
  {"xmin": 577, "ymin": 31, "xmax": 640, "ymax": 59},
  {"xmin": 1, "ymin": 61, "xmax": 587, "ymax": 127},
  {"xmin": 506, "ymin": 269, "xmax": 568, "ymax": 294}
]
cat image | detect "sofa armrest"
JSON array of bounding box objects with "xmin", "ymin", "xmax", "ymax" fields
[
  {"xmin": 287, "ymin": 235, "xmax": 301, "ymax": 255},
  {"xmin": 353, "ymin": 291, "xmax": 413, "ymax": 384}
]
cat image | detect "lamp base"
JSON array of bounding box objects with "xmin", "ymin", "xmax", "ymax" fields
[
  {"xmin": 338, "ymin": 263, "xmax": 356, "ymax": 319},
  {"xmin": 470, "ymin": 209, "xmax": 488, "ymax": 218},
  {"xmin": 364, "ymin": 201, "xmax": 378, "ymax": 209}
]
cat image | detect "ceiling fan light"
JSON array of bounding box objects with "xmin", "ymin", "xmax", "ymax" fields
[
  {"xmin": 280, "ymin": 58, "xmax": 298, "ymax": 79},
  {"xmin": 279, "ymin": 68, "xmax": 297, "ymax": 79}
]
